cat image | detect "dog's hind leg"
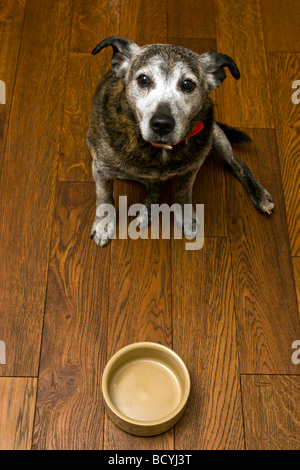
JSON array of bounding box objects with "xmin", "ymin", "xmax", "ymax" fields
[{"xmin": 212, "ymin": 123, "xmax": 274, "ymax": 214}]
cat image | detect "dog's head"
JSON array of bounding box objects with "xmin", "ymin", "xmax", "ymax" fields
[{"xmin": 92, "ymin": 36, "xmax": 240, "ymax": 146}]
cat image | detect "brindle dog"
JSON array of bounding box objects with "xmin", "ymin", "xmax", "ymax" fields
[{"xmin": 87, "ymin": 36, "xmax": 274, "ymax": 247}]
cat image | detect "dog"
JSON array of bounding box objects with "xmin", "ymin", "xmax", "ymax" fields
[{"xmin": 87, "ymin": 36, "xmax": 274, "ymax": 247}]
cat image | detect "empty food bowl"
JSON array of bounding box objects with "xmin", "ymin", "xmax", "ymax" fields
[{"xmin": 102, "ymin": 342, "xmax": 191, "ymax": 436}]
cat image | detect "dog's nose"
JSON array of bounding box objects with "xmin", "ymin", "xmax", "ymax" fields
[{"xmin": 150, "ymin": 114, "xmax": 175, "ymax": 137}]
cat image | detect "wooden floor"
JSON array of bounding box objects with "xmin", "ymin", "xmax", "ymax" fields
[{"xmin": 0, "ymin": 0, "xmax": 299, "ymax": 450}]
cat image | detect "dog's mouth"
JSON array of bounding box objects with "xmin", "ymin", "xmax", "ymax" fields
[
  {"xmin": 140, "ymin": 126, "xmax": 184, "ymax": 148},
  {"xmin": 147, "ymin": 122, "xmax": 205, "ymax": 149},
  {"xmin": 148, "ymin": 139, "xmax": 176, "ymax": 149},
  {"xmin": 147, "ymin": 134, "xmax": 184, "ymax": 148},
  {"xmin": 139, "ymin": 119, "xmax": 182, "ymax": 148},
  {"xmin": 141, "ymin": 132, "xmax": 176, "ymax": 147},
  {"xmin": 149, "ymin": 139, "xmax": 174, "ymax": 146},
  {"xmin": 146, "ymin": 134, "xmax": 179, "ymax": 147}
]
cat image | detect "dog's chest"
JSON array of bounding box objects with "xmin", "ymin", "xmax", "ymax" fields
[{"xmin": 112, "ymin": 147, "xmax": 202, "ymax": 182}]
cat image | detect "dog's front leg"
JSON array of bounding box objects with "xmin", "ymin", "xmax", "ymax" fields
[
  {"xmin": 91, "ymin": 164, "xmax": 115, "ymax": 247},
  {"xmin": 136, "ymin": 180, "xmax": 163, "ymax": 230},
  {"xmin": 213, "ymin": 123, "xmax": 274, "ymax": 214},
  {"xmin": 173, "ymin": 169, "xmax": 200, "ymax": 238}
]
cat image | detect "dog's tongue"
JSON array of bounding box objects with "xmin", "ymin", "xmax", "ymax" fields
[
  {"xmin": 151, "ymin": 144, "xmax": 173, "ymax": 150},
  {"xmin": 151, "ymin": 122, "xmax": 204, "ymax": 149}
]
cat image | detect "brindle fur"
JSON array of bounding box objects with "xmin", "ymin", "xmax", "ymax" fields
[{"xmin": 87, "ymin": 37, "xmax": 274, "ymax": 247}]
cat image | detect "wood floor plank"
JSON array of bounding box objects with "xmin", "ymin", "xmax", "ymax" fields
[
  {"xmin": 33, "ymin": 182, "xmax": 110, "ymax": 450},
  {"xmin": 0, "ymin": 0, "xmax": 73, "ymax": 376},
  {"xmin": 214, "ymin": 0, "xmax": 273, "ymax": 128},
  {"xmin": 167, "ymin": 0, "xmax": 216, "ymax": 38},
  {"xmin": 0, "ymin": 378, "xmax": 37, "ymax": 450},
  {"xmin": 0, "ymin": 0, "xmax": 296, "ymax": 450},
  {"xmin": 268, "ymin": 52, "xmax": 300, "ymax": 256},
  {"xmin": 120, "ymin": 0, "xmax": 167, "ymax": 45},
  {"xmin": 0, "ymin": 5, "xmax": 25, "ymax": 174},
  {"xmin": 70, "ymin": 0, "xmax": 120, "ymax": 53},
  {"xmin": 0, "ymin": 0, "xmax": 25, "ymax": 21},
  {"xmin": 228, "ymin": 129, "xmax": 300, "ymax": 373},
  {"xmin": 260, "ymin": 0, "xmax": 300, "ymax": 52},
  {"xmin": 293, "ymin": 257, "xmax": 300, "ymax": 317},
  {"xmin": 59, "ymin": 53, "xmax": 110, "ymax": 181},
  {"xmin": 242, "ymin": 375, "xmax": 300, "ymax": 450},
  {"xmin": 172, "ymin": 237, "xmax": 244, "ymax": 450},
  {"xmin": 104, "ymin": 181, "xmax": 174, "ymax": 450}
]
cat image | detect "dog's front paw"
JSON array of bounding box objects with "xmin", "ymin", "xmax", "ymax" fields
[
  {"xmin": 174, "ymin": 205, "xmax": 200, "ymax": 239},
  {"xmin": 135, "ymin": 206, "xmax": 151, "ymax": 230},
  {"xmin": 184, "ymin": 215, "xmax": 200, "ymax": 238},
  {"xmin": 91, "ymin": 215, "xmax": 116, "ymax": 247},
  {"xmin": 254, "ymin": 188, "xmax": 275, "ymax": 215}
]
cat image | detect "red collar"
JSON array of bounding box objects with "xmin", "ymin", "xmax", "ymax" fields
[{"xmin": 151, "ymin": 122, "xmax": 204, "ymax": 149}]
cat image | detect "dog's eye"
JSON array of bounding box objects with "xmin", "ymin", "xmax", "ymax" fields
[
  {"xmin": 181, "ymin": 80, "xmax": 196, "ymax": 92},
  {"xmin": 137, "ymin": 75, "xmax": 151, "ymax": 87}
]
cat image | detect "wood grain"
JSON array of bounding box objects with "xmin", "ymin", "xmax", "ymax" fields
[
  {"xmin": 0, "ymin": 5, "xmax": 25, "ymax": 176},
  {"xmin": 293, "ymin": 257, "xmax": 300, "ymax": 316},
  {"xmin": 0, "ymin": 0, "xmax": 25, "ymax": 21},
  {"xmin": 260, "ymin": 0, "xmax": 300, "ymax": 52},
  {"xmin": 0, "ymin": 0, "xmax": 73, "ymax": 376},
  {"xmin": 1, "ymin": 0, "xmax": 300, "ymax": 451},
  {"xmin": 268, "ymin": 52, "xmax": 300, "ymax": 255},
  {"xmin": 214, "ymin": 0, "xmax": 274, "ymax": 128},
  {"xmin": 59, "ymin": 53, "xmax": 110, "ymax": 181},
  {"xmin": 0, "ymin": 378, "xmax": 37, "ymax": 450},
  {"xmin": 70, "ymin": 0, "xmax": 120, "ymax": 53},
  {"xmin": 33, "ymin": 182, "xmax": 110, "ymax": 450},
  {"xmin": 120, "ymin": 0, "xmax": 167, "ymax": 45},
  {"xmin": 242, "ymin": 375, "xmax": 300, "ymax": 450},
  {"xmin": 228, "ymin": 129, "xmax": 300, "ymax": 373},
  {"xmin": 172, "ymin": 237, "xmax": 244, "ymax": 450},
  {"xmin": 167, "ymin": 0, "xmax": 216, "ymax": 38},
  {"xmin": 104, "ymin": 180, "xmax": 174, "ymax": 450}
]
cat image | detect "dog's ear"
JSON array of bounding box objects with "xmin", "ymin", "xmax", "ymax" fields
[
  {"xmin": 199, "ymin": 52, "xmax": 240, "ymax": 93},
  {"xmin": 92, "ymin": 36, "xmax": 140, "ymax": 80}
]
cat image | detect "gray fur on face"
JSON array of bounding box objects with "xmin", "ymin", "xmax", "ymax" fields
[{"xmin": 126, "ymin": 53, "xmax": 205, "ymax": 145}]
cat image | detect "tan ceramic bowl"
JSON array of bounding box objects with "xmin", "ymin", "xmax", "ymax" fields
[{"xmin": 102, "ymin": 342, "xmax": 190, "ymax": 436}]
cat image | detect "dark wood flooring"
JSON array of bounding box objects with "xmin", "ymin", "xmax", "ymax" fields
[{"xmin": 0, "ymin": 0, "xmax": 299, "ymax": 450}]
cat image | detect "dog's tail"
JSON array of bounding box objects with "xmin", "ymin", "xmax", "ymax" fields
[{"xmin": 216, "ymin": 121, "xmax": 251, "ymax": 143}]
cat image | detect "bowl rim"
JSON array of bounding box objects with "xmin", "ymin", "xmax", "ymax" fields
[{"xmin": 102, "ymin": 341, "xmax": 191, "ymax": 428}]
